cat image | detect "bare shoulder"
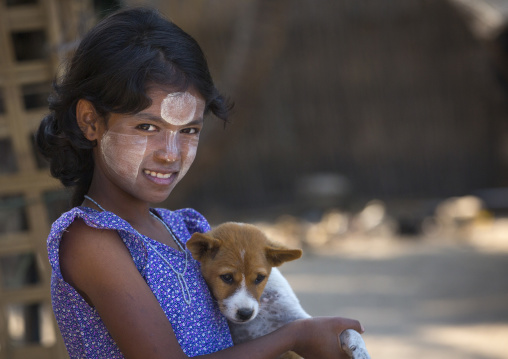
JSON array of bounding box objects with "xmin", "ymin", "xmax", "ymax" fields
[
  {"xmin": 59, "ymin": 218, "xmax": 134, "ymax": 299},
  {"xmin": 60, "ymin": 217, "xmax": 126, "ymax": 256},
  {"xmin": 59, "ymin": 219, "xmax": 187, "ymax": 358}
]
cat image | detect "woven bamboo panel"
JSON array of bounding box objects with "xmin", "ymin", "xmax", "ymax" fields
[{"xmin": 0, "ymin": 0, "xmax": 92, "ymax": 358}]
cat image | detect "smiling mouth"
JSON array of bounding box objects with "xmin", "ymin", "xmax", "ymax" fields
[{"xmin": 143, "ymin": 170, "xmax": 175, "ymax": 179}]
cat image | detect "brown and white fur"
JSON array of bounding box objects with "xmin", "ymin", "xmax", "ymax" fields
[{"xmin": 187, "ymin": 222, "xmax": 370, "ymax": 359}]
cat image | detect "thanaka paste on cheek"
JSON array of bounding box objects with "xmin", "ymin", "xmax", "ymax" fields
[
  {"xmin": 163, "ymin": 129, "xmax": 199, "ymax": 186},
  {"xmin": 101, "ymin": 131, "xmax": 147, "ymax": 188},
  {"xmin": 177, "ymin": 138, "xmax": 198, "ymax": 180}
]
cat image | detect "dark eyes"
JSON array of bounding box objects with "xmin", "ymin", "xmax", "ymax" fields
[
  {"xmin": 136, "ymin": 124, "xmax": 157, "ymax": 132},
  {"xmin": 180, "ymin": 127, "xmax": 200, "ymax": 135},
  {"xmin": 255, "ymin": 274, "xmax": 266, "ymax": 284},
  {"xmin": 135, "ymin": 124, "xmax": 200, "ymax": 134},
  {"xmin": 220, "ymin": 274, "xmax": 233, "ymax": 284},
  {"xmin": 220, "ymin": 274, "xmax": 266, "ymax": 285}
]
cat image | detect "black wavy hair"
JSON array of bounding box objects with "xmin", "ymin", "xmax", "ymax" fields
[{"xmin": 36, "ymin": 7, "xmax": 232, "ymax": 207}]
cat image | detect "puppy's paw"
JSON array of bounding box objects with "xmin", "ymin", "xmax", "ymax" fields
[{"xmin": 339, "ymin": 329, "xmax": 371, "ymax": 359}]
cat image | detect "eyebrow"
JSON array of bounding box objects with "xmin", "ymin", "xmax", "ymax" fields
[{"xmin": 134, "ymin": 113, "xmax": 204, "ymax": 126}]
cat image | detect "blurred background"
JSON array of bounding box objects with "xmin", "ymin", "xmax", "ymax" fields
[{"xmin": 1, "ymin": 0, "xmax": 508, "ymax": 358}]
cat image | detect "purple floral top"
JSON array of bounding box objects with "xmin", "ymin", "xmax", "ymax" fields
[{"xmin": 47, "ymin": 206, "xmax": 233, "ymax": 358}]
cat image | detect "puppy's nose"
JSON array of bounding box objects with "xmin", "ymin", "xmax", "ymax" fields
[{"xmin": 236, "ymin": 308, "xmax": 254, "ymax": 321}]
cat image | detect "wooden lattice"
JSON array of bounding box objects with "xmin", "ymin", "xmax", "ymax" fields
[{"xmin": 0, "ymin": 1, "xmax": 93, "ymax": 358}]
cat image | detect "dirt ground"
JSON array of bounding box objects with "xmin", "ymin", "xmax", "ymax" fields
[{"xmin": 278, "ymin": 233, "xmax": 508, "ymax": 359}]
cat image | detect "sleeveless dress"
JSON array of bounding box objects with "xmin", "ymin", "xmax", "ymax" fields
[{"xmin": 47, "ymin": 206, "xmax": 233, "ymax": 358}]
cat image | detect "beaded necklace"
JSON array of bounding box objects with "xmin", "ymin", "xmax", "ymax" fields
[{"xmin": 83, "ymin": 195, "xmax": 192, "ymax": 305}]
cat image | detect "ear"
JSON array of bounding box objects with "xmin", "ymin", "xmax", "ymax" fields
[
  {"xmin": 186, "ymin": 233, "xmax": 221, "ymax": 261},
  {"xmin": 76, "ymin": 99, "xmax": 102, "ymax": 141},
  {"xmin": 265, "ymin": 243, "xmax": 303, "ymax": 267}
]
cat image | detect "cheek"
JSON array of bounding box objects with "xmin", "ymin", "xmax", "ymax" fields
[
  {"xmin": 101, "ymin": 132, "xmax": 147, "ymax": 186},
  {"xmin": 201, "ymin": 266, "xmax": 236, "ymax": 303},
  {"xmin": 250, "ymin": 282, "xmax": 268, "ymax": 301},
  {"xmin": 206, "ymin": 276, "xmax": 237, "ymax": 302},
  {"xmin": 177, "ymin": 136, "xmax": 199, "ymax": 179}
]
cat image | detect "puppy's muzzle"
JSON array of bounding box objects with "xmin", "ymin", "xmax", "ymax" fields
[{"xmin": 236, "ymin": 308, "xmax": 254, "ymax": 321}]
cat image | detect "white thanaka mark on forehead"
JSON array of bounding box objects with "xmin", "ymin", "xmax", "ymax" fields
[{"xmin": 161, "ymin": 92, "xmax": 204, "ymax": 126}]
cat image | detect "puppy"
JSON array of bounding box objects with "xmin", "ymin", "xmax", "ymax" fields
[{"xmin": 187, "ymin": 222, "xmax": 370, "ymax": 359}]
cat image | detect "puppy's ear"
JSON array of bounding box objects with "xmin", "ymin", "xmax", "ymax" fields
[
  {"xmin": 265, "ymin": 244, "xmax": 303, "ymax": 267},
  {"xmin": 186, "ymin": 233, "xmax": 221, "ymax": 261}
]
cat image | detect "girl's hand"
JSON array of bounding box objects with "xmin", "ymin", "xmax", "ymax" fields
[{"xmin": 291, "ymin": 317, "xmax": 364, "ymax": 359}]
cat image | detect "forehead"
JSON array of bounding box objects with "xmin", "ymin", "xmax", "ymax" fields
[
  {"xmin": 214, "ymin": 231, "xmax": 270, "ymax": 263},
  {"xmin": 106, "ymin": 87, "xmax": 206, "ymax": 126},
  {"xmin": 149, "ymin": 87, "xmax": 205, "ymax": 107}
]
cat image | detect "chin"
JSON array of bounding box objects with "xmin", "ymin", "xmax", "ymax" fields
[
  {"xmin": 148, "ymin": 186, "xmax": 178, "ymax": 204},
  {"xmin": 131, "ymin": 178, "xmax": 181, "ymax": 204},
  {"xmin": 142, "ymin": 192, "xmax": 173, "ymax": 205}
]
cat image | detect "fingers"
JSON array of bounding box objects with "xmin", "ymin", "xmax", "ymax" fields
[
  {"xmin": 336, "ymin": 320, "xmax": 365, "ymax": 358},
  {"xmin": 339, "ymin": 317, "xmax": 365, "ymax": 334},
  {"xmin": 292, "ymin": 317, "xmax": 365, "ymax": 359}
]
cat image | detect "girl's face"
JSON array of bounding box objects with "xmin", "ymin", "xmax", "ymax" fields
[{"xmin": 96, "ymin": 87, "xmax": 205, "ymax": 203}]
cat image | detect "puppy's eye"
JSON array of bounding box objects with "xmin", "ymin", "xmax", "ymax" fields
[
  {"xmin": 220, "ymin": 274, "xmax": 234, "ymax": 284},
  {"xmin": 254, "ymin": 274, "xmax": 266, "ymax": 285}
]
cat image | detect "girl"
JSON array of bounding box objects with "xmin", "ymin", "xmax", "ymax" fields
[{"xmin": 36, "ymin": 7, "xmax": 363, "ymax": 359}]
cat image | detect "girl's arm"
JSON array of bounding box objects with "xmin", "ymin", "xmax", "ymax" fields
[{"xmin": 60, "ymin": 220, "xmax": 363, "ymax": 359}]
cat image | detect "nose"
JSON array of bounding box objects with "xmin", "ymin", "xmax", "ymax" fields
[
  {"xmin": 154, "ymin": 130, "xmax": 180, "ymax": 163},
  {"xmin": 236, "ymin": 308, "xmax": 254, "ymax": 321}
]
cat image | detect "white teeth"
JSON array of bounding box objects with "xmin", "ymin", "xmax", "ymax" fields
[{"xmin": 144, "ymin": 170, "xmax": 172, "ymax": 179}]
